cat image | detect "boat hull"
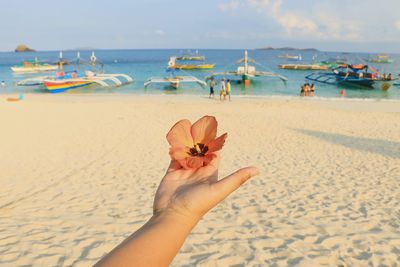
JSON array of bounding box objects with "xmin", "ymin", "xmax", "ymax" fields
[
  {"xmin": 279, "ymin": 64, "xmax": 329, "ymax": 71},
  {"xmin": 337, "ymin": 78, "xmax": 395, "ymax": 90},
  {"xmin": 11, "ymin": 65, "xmax": 58, "ymax": 73},
  {"xmin": 173, "ymin": 64, "xmax": 215, "ymax": 70},
  {"xmin": 44, "ymin": 80, "xmax": 95, "ymax": 93}
]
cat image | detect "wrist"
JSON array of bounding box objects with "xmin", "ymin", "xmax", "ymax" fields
[{"xmin": 150, "ymin": 208, "xmax": 200, "ymax": 230}]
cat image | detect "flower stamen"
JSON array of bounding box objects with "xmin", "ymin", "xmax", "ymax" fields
[{"xmin": 188, "ymin": 143, "xmax": 209, "ymax": 157}]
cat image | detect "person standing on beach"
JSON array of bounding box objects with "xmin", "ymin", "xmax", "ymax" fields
[
  {"xmin": 220, "ymin": 79, "xmax": 226, "ymax": 101},
  {"xmin": 209, "ymin": 77, "xmax": 216, "ymax": 98},
  {"xmin": 226, "ymin": 79, "xmax": 231, "ymax": 101}
]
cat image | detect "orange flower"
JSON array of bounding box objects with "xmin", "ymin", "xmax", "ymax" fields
[{"xmin": 167, "ymin": 116, "xmax": 228, "ymax": 169}]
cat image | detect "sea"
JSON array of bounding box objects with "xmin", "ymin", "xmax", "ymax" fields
[{"xmin": 1, "ymin": 49, "xmax": 400, "ymax": 100}]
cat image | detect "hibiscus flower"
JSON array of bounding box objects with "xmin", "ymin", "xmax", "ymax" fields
[{"xmin": 166, "ymin": 116, "xmax": 228, "ymax": 169}]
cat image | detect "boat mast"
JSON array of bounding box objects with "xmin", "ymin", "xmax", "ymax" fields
[
  {"xmin": 77, "ymin": 51, "xmax": 81, "ymax": 71},
  {"xmin": 245, "ymin": 50, "xmax": 248, "ymax": 73},
  {"xmin": 59, "ymin": 51, "xmax": 63, "ymax": 72}
]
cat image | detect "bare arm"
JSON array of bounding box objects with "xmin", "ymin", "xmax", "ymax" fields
[{"xmin": 95, "ymin": 157, "xmax": 258, "ymax": 267}]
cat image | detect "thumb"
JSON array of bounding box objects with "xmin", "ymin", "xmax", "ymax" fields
[{"xmin": 212, "ymin": 167, "xmax": 259, "ymax": 203}]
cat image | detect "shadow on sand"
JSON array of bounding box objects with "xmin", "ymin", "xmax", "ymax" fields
[{"xmin": 294, "ymin": 129, "xmax": 400, "ymax": 159}]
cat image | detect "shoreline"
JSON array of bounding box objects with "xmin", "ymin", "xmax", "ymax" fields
[{"xmin": 2, "ymin": 93, "xmax": 400, "ymax": 112}]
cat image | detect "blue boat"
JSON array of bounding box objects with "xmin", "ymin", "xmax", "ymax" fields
[{"xmin": 306, "ymin": 64, "xmax": 396, "ymax": 90}]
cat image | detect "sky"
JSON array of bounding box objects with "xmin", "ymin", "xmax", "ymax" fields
[{"xmin": 1, "ymin": 0, "xmax": 400, "ymax": 53}]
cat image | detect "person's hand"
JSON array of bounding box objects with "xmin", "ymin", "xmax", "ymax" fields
[{"xmin": 153, "ymin": 154, "xmax": 259, "ymax": 225}]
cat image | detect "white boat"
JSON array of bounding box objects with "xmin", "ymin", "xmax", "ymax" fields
[
  {"xmin": 17, "ymin": 52, "xmax": 134, "ymax": 93},
  {"xmin": 206, "ymin": 50, "xmax": 288, "ymax": 84},
  {"xmin": 278, "ymin": 54, "xmax": 302, "ymax": 61},
  {"xmin": 11, "ymin": 58, "xmax": 58, "ymax": 73}
]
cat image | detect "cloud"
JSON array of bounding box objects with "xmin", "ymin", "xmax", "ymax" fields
[
  {"xmin": 155, "ymin": 30, "xmax": 166, "ymax": 36},
  {"xmin": 245, "ymin": 0, "xmax": 361, "ymax": 41},
  {"xmin": 395, "ymin": 20, "xmax": 400, "ymax": 30},
  {"xmin": 219, "ymin": 0, "xmax": 241, "ymax": 12}
]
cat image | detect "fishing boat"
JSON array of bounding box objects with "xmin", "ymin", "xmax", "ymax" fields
[
  {"xmin": 17, "ymin": 52, "xmax": 134, "ymax": 93},
  {"xmin": 278, "ymin": 54, "xmax": 302, "ymax": 61},
  {"xmin": 319, "ymin": 57, "xmax": 350, "ymax": 69},
  {"xmin": 306, "ymin": 64, "xmax": 396, "ymax": 90},
  {"xmin": 206, "ymin": 50, "xmax": 288, "ymax": 85},
  {"xmin": 144, "ymin": 75, "xmax": 206, "ymax": 89},
  {"xmin": 176, "ymin": 55, "xmax": 205, "ymax": 61},
  {"xmin": 168, "ymin": 56, "xmax": 215, "ymax": 70},
  {"xmin": 279, "ymin": 64, "xmax": 329, "ymax": 71},
  {"xmin": 365, "ymin": 55, "xmax": 394, "ymax": 64},
  {"xmin": 11, "ymin": 58, "xmax": 58, "ymax": 73}
]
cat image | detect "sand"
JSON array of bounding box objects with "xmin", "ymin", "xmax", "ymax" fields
[{"xmin": 0, "ymin": 94, "xmax": 399, "ymax": 266}]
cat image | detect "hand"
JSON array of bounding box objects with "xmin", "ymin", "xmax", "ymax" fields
[
  {"xmin": 95, "ymin": 155, "xmax": 258, "ymax": 267},
  {"xmin": 153, "ymin": 154, "xmax": 259, "ymax": 224}
]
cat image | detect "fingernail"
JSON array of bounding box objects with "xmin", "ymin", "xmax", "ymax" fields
[{"xmin": 249, "ymin": 167, "xmax": 260, "ymax": 176}]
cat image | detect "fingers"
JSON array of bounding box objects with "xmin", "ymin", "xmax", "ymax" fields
[{"xmin": 212, "ymin": 167, "xmax": 259, "ymax": 202}]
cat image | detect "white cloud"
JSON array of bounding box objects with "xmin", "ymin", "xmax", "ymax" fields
[
  {"xmin": 155, "ymin": 30, "xmax": 166, "ymax": 36},
  {"xmin": 395, "ymin": 20, "xmax": 400, "ymax": 30},
  {"xmin": 219, "ymin": 0, "xmax": 241, "ymax": 12},
  {"xmin": 244, "ymin": 0, "xmax": 362, "ymax": 41}
]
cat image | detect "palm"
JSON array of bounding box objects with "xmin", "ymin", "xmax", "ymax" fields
[
  {"xmin": 154, "ymin": 157, "xmax": 258, "ymax": 221},
  {"xmin": 153, "ymin": 162, "xmax": 220, "ymax": 219}
]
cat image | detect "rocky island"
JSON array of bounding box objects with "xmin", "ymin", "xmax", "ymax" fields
[{"xmin": 15, "ymin": 44, "xmax": 36, "ymax": 53}]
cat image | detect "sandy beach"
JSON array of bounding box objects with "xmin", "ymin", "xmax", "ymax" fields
[{"xmin": 0, "ymin": 94, "xmax": 399, "ymax": 266}]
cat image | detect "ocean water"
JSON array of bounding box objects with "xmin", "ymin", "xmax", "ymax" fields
[{"xmin": 0, "ymin": 49, "xmax": 399, "ymax": 99}]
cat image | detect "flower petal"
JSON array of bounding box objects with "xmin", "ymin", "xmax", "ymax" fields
[
  {"xmin": 166, "ymin": 119, "xmax": 193, "ymax": 148},
  {"xmin": 191, "ymin": 116, "xmax": 217, "ymax": 145},
  {"xmin": 169, "ymin": 147, "xmax": 190, "ymax": 160},
  {"xmin": 186, "ymin": 157, "xmax": 204, "ymax": 169},
  {"xmin": 203, "ymin": 153, "xmax": 217, "ymax": 165},
  {"xmin": 178, "ymin": 157, "xmax": 204, "ymax": 170},
  {"xmin": 207, "ymin": 133, "xmax": 228, "ymax": 153}
]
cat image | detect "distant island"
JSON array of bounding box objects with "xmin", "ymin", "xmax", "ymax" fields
[
  {"xmin": 257, "ymin": 46, "xmax": 318, "ymax": 52},
  {"xmin": 15, "ymin": 44, "xmax": 36, "ymax": 53}
]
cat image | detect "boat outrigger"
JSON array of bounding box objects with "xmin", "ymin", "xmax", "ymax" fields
[
  {"xmin": 17, "ymin": 52, "xmax": 133, "ymax": 93},
  {"xmin": 206, "ymin": 50, "xmax": 288, "ymax": 85},
  {"xmin": 306, "ymin": 64, "xmax": 396, "ymax": 90},
  {"xmin": 11, "ymin": 58, "xmax": 58, "ymax": 73},
  {"xmin": 144, "ymin": 75, "xmax": 206, "ymax": 89}
]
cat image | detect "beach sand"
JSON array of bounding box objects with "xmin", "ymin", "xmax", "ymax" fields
[{"xmin": 1, "ymin": 94, "xmax": 399, "ymax": 266}]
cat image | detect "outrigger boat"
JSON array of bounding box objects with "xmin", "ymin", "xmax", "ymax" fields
[
  {"xmin": 278, "ymin": 54, "xmax": 302, "ymax": 61},
  {"xmin": 17, "ymin": 52, "xmax": 133, "ymax": 93},
  {"xmin": 279, "ymin": 64, "xmax": 329, "ymax": 71},
  {"xmin": 176, "ymin": 55, "xmax": 205, "ymax": 61},
  {"xmin": 175, "ymin": 50, "xmax": 206, "ymax": 61},
  {"xmin": 11, "ymin": 58, "xmax": 58, "ymax": 73},
  {"xmin": 319, "ymin": 57, "xmax": 350, "ymax": 69},
  {"xmin": 306, "ymin": 64, "xmax": 396, "ymax": 90},
  {"xmin": 144, "ymin": 75, "xmax": 206, "ymax": 89},
  {"xmin": 365, "ymin": 55, "xmax": 394, "ymax": 64},
  {"xmin": 206, "ymin": 50, "xmax": 288, "ymax": 85},
  {"xmin": 168, "ymin": 56, "xmax": 215, "ymax": 70}
]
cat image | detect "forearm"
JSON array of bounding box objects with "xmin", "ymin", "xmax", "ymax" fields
[{"xmin": 95, "ymin": 212, "xmax": 199, "ymax": 267}]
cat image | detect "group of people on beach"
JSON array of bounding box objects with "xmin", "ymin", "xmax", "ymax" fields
[
  {"xmin": 209, "ymin": 77, "xmax": 231, "ymax": 101},
  {"xmin": 300, "ymin": 82, "xmax": 315, "ymax": 97}
]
